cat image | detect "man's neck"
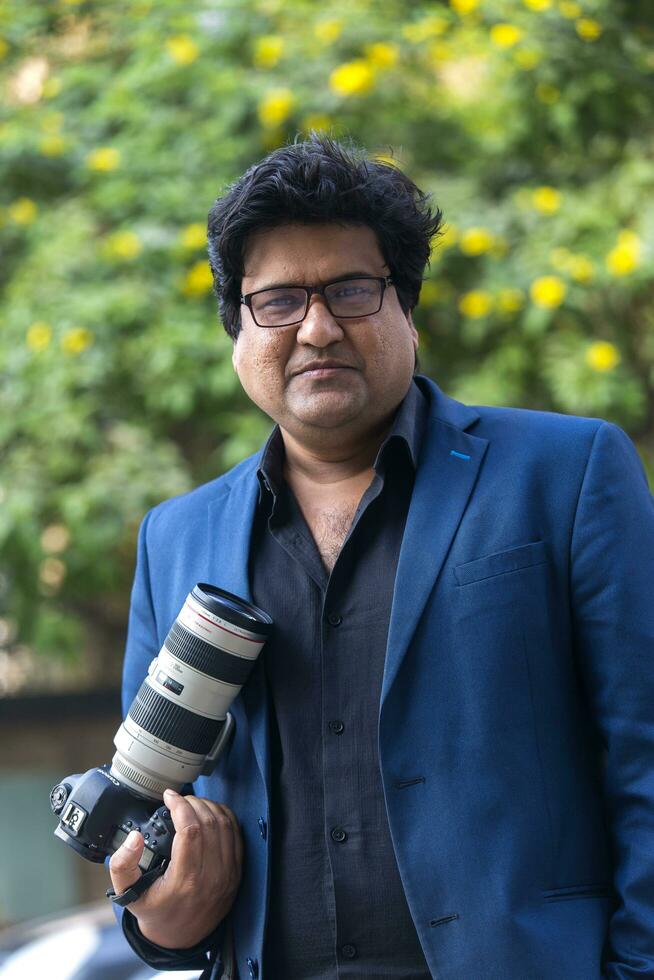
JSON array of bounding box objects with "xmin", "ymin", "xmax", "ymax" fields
[{"xmin": 280, "ymin": 416, "xmax": 392, "ymax": 488}]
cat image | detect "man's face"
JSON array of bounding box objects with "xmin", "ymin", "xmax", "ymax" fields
[{"xmin": 232, "ymin": 223, "xmax": 419, "ymax": 446}]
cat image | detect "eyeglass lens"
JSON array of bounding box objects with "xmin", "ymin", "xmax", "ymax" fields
[{"xmin": 250, "ymin": 278, "xmax": 384, "ymax": 327}]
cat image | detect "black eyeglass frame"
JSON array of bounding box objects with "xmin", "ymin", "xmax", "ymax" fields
[{"xmin": 240, "ymin": 275, "xmax": 394, "ymax": 328}]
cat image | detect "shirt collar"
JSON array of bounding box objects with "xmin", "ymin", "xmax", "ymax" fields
[{"xmin": 256, "ymin": 379, "xmax": 427, "ymax": 504}]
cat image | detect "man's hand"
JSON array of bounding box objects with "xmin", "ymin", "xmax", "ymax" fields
[{"xmin": 108, "ymin": 788, "xmax": 243, "ymax": 950}]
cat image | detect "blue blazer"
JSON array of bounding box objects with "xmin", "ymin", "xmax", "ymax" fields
[{"xmin": 119, "ymin": 376, "xmax": 654, "ymax": 980}]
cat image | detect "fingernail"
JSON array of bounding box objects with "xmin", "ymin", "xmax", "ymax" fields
[
  {"xmin": 163, "ymin": 788, "xmax": 179, "ymax": 799},
  {"xmin": 125, "ymin": 830, "xmax": 141, "ymax": 849}
]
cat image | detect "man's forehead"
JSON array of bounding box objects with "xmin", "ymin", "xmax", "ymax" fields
[{"xmin": 241, "ymin": 222, "xmax": 387, "ymax": 287}]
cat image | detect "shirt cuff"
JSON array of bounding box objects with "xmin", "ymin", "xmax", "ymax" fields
[{"xmin": 121, "ymin": 907, "xmax": 224, "ymax": 972}]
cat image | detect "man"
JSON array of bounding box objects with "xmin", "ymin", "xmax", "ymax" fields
[{"xmin": 109, "ymin": 135, "xmax": 654, "ymax": 979}]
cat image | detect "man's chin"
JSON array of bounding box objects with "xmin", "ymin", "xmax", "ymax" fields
[{"xmin": 286, "ymin": 391, "xmax": 366, "ymax": 430}]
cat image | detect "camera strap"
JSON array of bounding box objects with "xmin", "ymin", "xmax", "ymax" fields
[{"xmin": 106, "ymin": 862, "xmax": 167, "ymax": 907}]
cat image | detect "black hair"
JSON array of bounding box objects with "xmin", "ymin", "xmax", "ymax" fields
[{"xmin": 206, "ymin": 133, "xmax": 443, "ymax": 340}]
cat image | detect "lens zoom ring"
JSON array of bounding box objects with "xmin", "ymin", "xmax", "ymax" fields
[
  {"xmin": 128, "ymin": 682, "xmax": 224, "ymax": 755},
  {"xmin": 164, "ymin": 621, "xmax": 254, "ymax": 686}
]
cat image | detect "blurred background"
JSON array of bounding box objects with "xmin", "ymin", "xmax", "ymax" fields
[{"xmin": 1, "ymin": 0, "xmax": 653, "ymax": 947}]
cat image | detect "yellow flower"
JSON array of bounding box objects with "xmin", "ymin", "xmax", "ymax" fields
[
  {"xmin": 61, "ymin": 327, "xmax": 94, "ymax": 355},
  {"xmin": 8, "ymin": 197, "xmax": 37, "ymax": 224},
  {"xmin": 490, "ymin": 24, "xmax": 524, "ymax": 48},
  {"xmin": 530, "ymin": 275, "xmax": 566, "ymax": 308},
  {"xmin": 257, "ymin": 88, "xmax": 295, "ymax": 127},
  {"xmin": 0, "ymin": 37, "xmax": 8, "ymax": 60},
  {"xmin": 568, "ymin": 255, "xmax": 594, "ymax": 282},
  {"xmin": 41, "ymin": 524, "xmax": 70, "ymax": 553},
  {"xmin": 585, "ymin": 341, "xmax": 620, "ymax": 372},
  {"xmin": 253, "ymin": 35, "xmax": 284, "ymax": 69},
  {"xmin": 450, "ymin": 0, "xmax": 478, "ymax": 14},
  {"xmin": 329, "ymin": 60, "xmax": 375, "ymax": 97},
  {"xmin": 102, "ymin": 230, "xmax": 142, "ymax": 261},
  {"xmin": 523, "ymin": 0, "xmax": 551, "ymax": 9},
  {"xmin": 182, "ymin": 261, "xmax": 214, "ymax": 296},
  {"xmin": 606, "ymin": 233, "xmax": 641, "ymax": 276},
  {"xmin": 166, "ymin": 35, "xmax": 199, "ymax": 65},
  {"xmin": 460, "ymin": 227, "xmax": 494, "ymax": 255},
  {"xmin": 301, "ymin": 113, "xmax": 332, "ymax": 134},
  {"xmin": 39, "ymin": 134, "xmax": 66, "ymax": 156},
  {"xmin": 576, "ymin": 18, "xmax": 602, "ymax": 41},
  {"xmin": 497, "ymin": 288, "xmax": 525, "ymax": 313},
  {"xmin": 558, "ymin": 1, "xmax": 581, "ymax": 17},
  {"xmin": 536, "ymin": 83, "xmax": 560, "ymax": 104},
  {"xmin": 314, "ymin": 19, "xmax": 343, "ymax": 44},
  {"xmin": 87, "ymin": 147, "xmax": 121, "ymax": 171},
  {"xmin": 514, "ymin": 49, "xmax": 541, "ymax": 70},
  {"xmin": 364, "ymin": 42, "xmax": 399, "ymax": 69},
  {"xmin": 532, "ymin": 186, "xmax": 562, "ymax": 214},
  {"xmin": 401, "ymin": 15, "xmax": 448, "ymax": 43},
  {"xmin": 26, "ymin": 321, "xmax": 52, "ymax": 352},
  {"xmin": 459, "ymin": 291, "xmax": 493, "ymax": 318},
  {"xmin": 180, "ymin": 223, "xmax": 206, "ymax": 249}
]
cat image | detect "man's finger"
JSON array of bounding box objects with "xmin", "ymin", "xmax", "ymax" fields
[
  {"xmin": 163, "ymin": 789, "xmax": 205, "ymax": 883},
  {"xmin": 109, "ymin": 829, "xmax": 144, "ymax": 897}
]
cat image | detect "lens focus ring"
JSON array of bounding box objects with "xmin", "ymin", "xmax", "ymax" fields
[
  {"xmin": 128, "ymin": 681, "xmax": 224, "ymax": 755},
  {"xmin": 164, "ymin": 621, "xmax": 255, "ymax": 686}
]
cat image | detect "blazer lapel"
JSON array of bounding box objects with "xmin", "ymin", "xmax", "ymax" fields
[
  {"xmin": 381, "ymin": 381, "xmax": 489, "ymax": 706},
  {"xmin": 207, "ymin": 460, "xmax": 271, "ymax": 791}
]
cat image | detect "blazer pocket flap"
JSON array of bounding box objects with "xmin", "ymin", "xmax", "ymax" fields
[
  {"xmin": 454, "ymin": 540, "xmax": 547, "ymax": 586},
  {"xmin": 542, "ymin": 882, "xmax": 615, "ymax": 902}
]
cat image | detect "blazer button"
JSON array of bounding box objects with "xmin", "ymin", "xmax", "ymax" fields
[
  {"xmin": 329, "ymin": 720, "xmax": 345, "ymax": 735},
  {"xmin": 327, "ymin": 612, "xmax": 343, "ymax": 627},
  {"xmin": 247, "ymin": 956, "xmax": 259, "ymax": 978},
  {"xmin": 331, "ymin": 827, "xmax": 347, "ymax": 843},
  {"xmin": 341, "ymin": 944, "xmax": 357, "ymax": 959},
  {"xmin": 258, "ymin": 817, "xmax": 267, "ymax": 840}
]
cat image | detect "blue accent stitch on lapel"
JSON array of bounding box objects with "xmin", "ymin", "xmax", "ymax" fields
[{"xmin": 450, "ymin": 450, "xmax": 471, "ymax": 460}]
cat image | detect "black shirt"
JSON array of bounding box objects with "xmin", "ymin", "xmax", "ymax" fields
[{"xmin": 250, "ymin": 380, "xmax": 431, "ymax": 979}]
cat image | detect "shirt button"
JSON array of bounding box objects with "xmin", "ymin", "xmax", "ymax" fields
[
  {"xmin": 258, "ymin": 817, "xmax": 267, "ymax": 840},
  {"xmin": 331, "ymin": 826, "xmax": 347, "ymax": 843},
  {"xmin": 329, "ymin": 720, "xmax": 345, "ymax": 734},
  {"xmin": 327, "ymin": 613, "xmax": 343, "ymax": 627},
  {"xmin": 341, "ymin": 944, "xmax": 357, "ymax": 959}
]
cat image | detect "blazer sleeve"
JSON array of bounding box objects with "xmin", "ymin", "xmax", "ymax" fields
[
  {"xmin": 570, "ymin": 421, "xmax": 654, "ymax": 977},
  {"xmin": 111, "ymin": 509, "xmax": 225, "ymax": 974}
]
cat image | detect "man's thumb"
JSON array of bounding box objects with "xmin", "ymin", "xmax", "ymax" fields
[{"xmin": 108, "ymin": 829, "xmax": 144, "ymax": 896}]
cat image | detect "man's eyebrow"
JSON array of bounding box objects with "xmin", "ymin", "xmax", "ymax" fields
[{"xmin": 245, "ymin": 271, "xmax": 384, "ymax": 292}]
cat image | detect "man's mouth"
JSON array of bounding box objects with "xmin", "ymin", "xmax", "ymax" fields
[{"xmin": 292, "ymin": 361, "xmax": 356, "ymax": 378}]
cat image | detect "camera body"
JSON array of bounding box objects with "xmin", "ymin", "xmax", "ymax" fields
[{"xmin": 51, "ymin": 765, "xmax": 176, "ymax": 873}]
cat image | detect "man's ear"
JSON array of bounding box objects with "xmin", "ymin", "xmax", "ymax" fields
[{"xmin": 407, "ymin": 310, "xmax": 419, "ymax": 351}]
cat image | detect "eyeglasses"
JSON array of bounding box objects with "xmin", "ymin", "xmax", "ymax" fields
[{"xmin": 241, "ymin": 275, "xmax": 394, "ymax": 328}]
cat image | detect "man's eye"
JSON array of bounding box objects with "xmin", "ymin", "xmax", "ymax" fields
[
  {"xmin": 261, "ymin": 293, "xmax": 302, "ymax": 308},
  {"xmin": 332, "ymin": 284, "xmax": 373, "ymax": 298}
]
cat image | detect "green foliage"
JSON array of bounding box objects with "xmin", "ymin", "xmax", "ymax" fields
[{"xmin": 1, "ymin": 0, "xmax": 653, "ymax": 663}]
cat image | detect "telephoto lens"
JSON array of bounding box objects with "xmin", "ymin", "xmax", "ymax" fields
[
  {"xmin": 112, "ymin": 583, "xmax": 272, "ymax": 798},
  {"xmin": 50, "ymin": 583, "xmax": 273, "ymax": 900}
]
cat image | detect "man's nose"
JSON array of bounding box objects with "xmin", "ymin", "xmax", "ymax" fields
[{"xmin": 295, "ymin": 295, "xmax": 345, "ymax": 347}]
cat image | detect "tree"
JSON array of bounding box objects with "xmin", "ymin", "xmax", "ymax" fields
[{"xmin": 1, "ymin": 0, "xmax": 652, "ymax": 673}]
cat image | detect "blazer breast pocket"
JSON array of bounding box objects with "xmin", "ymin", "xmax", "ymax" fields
[{"xmin": 453, "ymin": 539, "xmax": 547, "ymax": 587}]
